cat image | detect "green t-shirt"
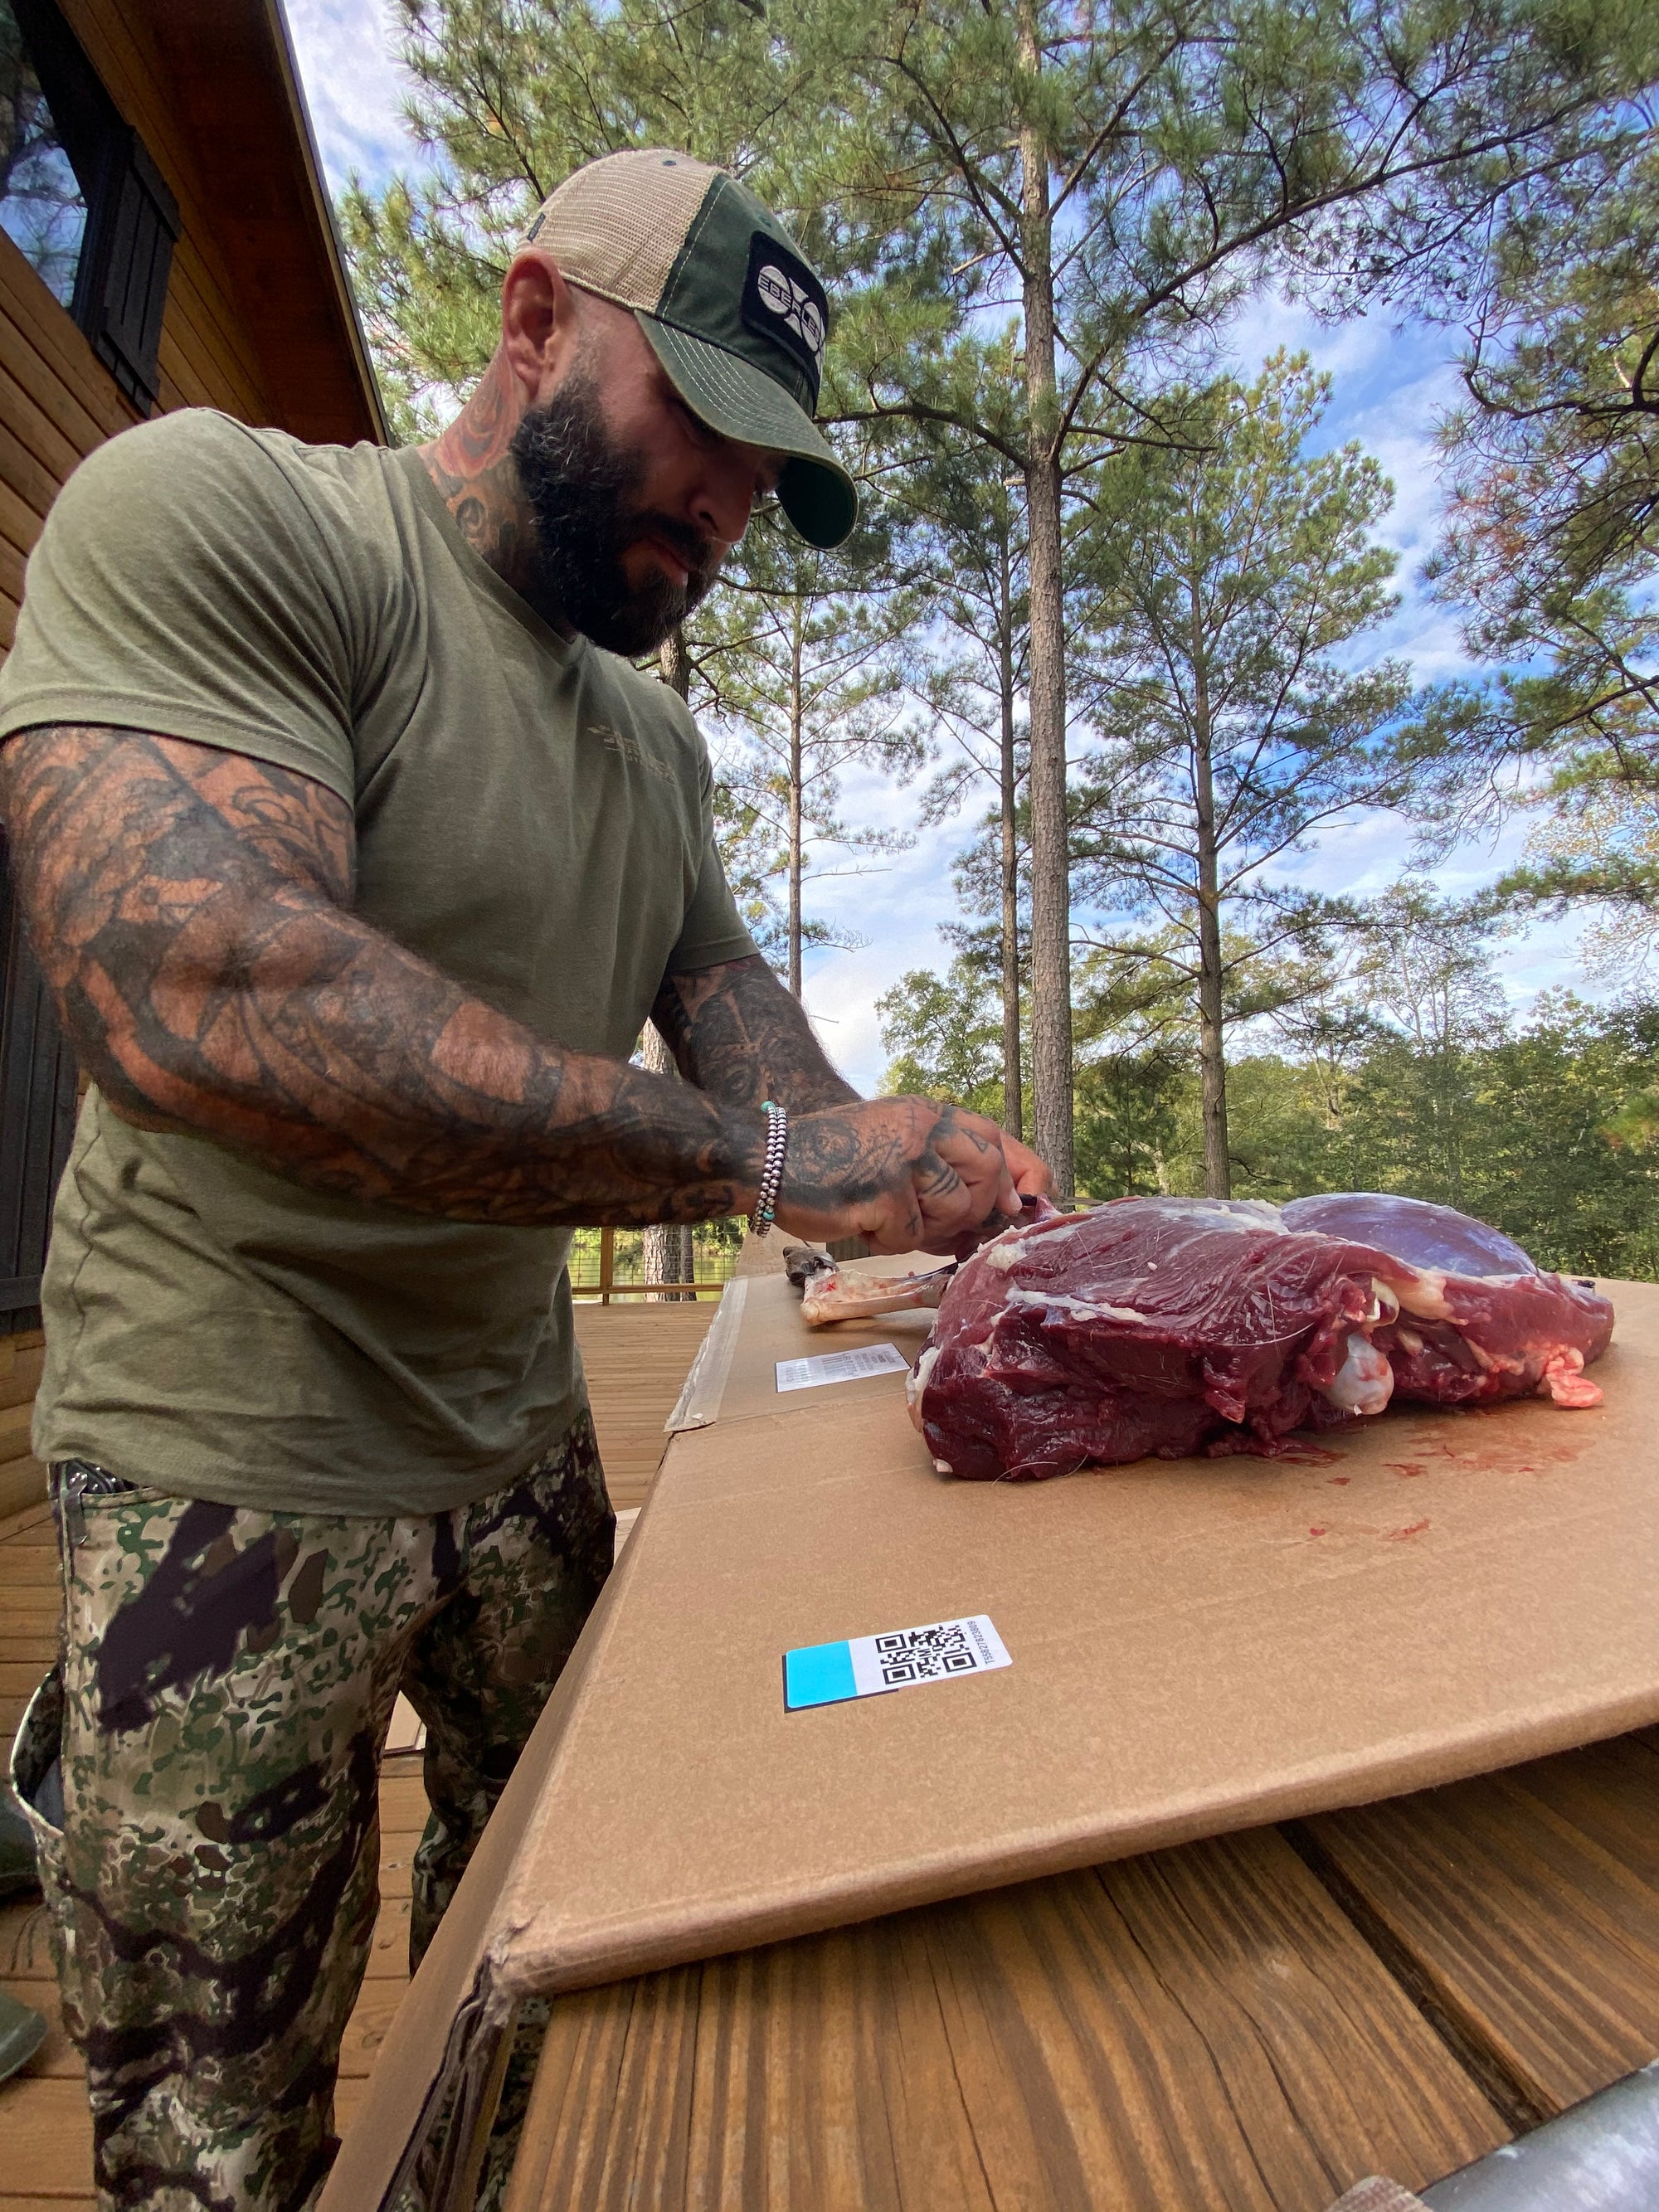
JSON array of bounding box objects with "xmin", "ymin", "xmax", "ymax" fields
[{"xmin": 0, "ymin": 410, "xmax": 756, "ymax": 1515}]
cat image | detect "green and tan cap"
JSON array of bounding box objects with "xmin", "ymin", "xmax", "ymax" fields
[{"xmin": 523, "ymin": 149, "xmax": 857, "ymax": 549}]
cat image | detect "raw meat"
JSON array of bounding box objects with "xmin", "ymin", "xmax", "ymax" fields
[
  {"xmin": 907, "ymin": 1194, "xmax": 1615, "ymax": 1482},
  {"xmin": 1283, "ymin": 1193, "xmax": 1613, "ymax": 1415}
]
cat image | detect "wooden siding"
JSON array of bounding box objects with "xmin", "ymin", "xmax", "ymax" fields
[
  {"xmin": 0, "ymin": 0, "xmax": 382, "ymax": 653},
  {"xmin": 0, "ymin": 228, "xmax": 139, "ymax": 653},
  {"xmin": 56, "ymin": 0, "xmax": 279, "ymax": 426},
  {"xmin": 0, "ymin": 0, "xmax": 386, "ymax": 1335}
]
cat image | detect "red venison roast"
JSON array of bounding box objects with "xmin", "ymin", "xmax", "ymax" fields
[{"xmin": 900, "ymin": 1194, "xmax": 1614, "ymax": 1481}]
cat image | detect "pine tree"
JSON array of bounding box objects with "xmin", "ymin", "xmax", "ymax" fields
[
  {"xmin": 1416, "ymin": 26, "xmax": 1659, "ymax": 926},
  {"xmin": 692, "ymin": 507, "xmax": 929, "ymax": 995},
  {"xmin": 889, "ymin": 340, "xmax": 1031, "ymax": 1135},
  {"xmin": 813, "ymin": 0, "xmax": 1641, "ymax": 1195},
  {"xmin": 1069, "ymin": 355, "xmax": 1409, "ymax": 1197}
]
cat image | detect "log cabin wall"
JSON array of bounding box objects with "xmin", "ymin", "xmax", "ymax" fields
[{"xmin": 0, "ymin": 0, "xmax": 384, "ymax": 1334}]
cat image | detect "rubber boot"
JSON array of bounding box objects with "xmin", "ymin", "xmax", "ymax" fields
[
  {"xmin": 0, "ymin": 1791, "xmax": 40, "ymax": 1901},
  {"xmin": 0, "ymin": 1988, "xmax": 46, "ymax": 2083}
]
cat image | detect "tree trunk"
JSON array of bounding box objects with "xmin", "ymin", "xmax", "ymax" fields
[
  {"xmin": 651, "ymin": 625, "xmax": 696, "ymax": 1296},
  {"xmin": 659, "ymin": 623, "xmax": 690, "ymax": 701},
  {"xmin": 1190, "ymin": 592, "xmax": 1229, "ymax": 1198},
  {"xmin": 640, "ymin": 1023, "xmax": 694, "ymax": 1298},
  {"xmin": 788, "ymin": 596, "xmax": 805, "ymax": 999},
  {"xmin": 997, "ymin": 527, "xmax": 1023, "ymax": 1140},
  {"xmin": 1018, "ymin": 0, "xmax": 1073, "ymax": 1196}
]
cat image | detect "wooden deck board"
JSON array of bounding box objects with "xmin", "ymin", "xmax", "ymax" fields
[
  {"xmin": 1305, "ymin": 1734, "xmax": 1659, "ymax": 2117},
  {"xmin": 571, "ymin": 1303, "xmax": 714, "ymax": 1510},
  {"xmin": 512, "ymin": 1826, "xmax": 1507, "ymax": 2212}
]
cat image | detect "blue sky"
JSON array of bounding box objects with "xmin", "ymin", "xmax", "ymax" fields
[{"xmin": 285, "ymin": 2, "xmax": 1595, "ymax": 1093}]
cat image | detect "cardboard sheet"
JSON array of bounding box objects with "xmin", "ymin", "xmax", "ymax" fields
[{"xmin": 326, "ymin": 1260, "xmax": 1659, "ymax": 2206}]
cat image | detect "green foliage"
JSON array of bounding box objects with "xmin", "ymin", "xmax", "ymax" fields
[
  {"xmin": 1065, "ymin": 352, "xmax": 1413, "ymax": 1189},
  {"xmin": 1073, "ymin": 1046, "xmax": 1193, "ymax": 1201},
  {"xmin": 1072, "ymin": 353, "xmax": 1410, "ymax": 957},
  {"xmin": 880, "ymin": 928, "xmax": 1659, "ymax": 1273},
  {"xmin": 877, "ymin": 959, "xmax": 1006, "ymax": 1121},
  {"xmin": 1408, "ymin": 29, "xmax": 1659, "ymax": 931},
  {"xmin": 821, "ymin": 0, "xmax": 1642, "ymax": 460},
  {"xmin": 1224, "ymin": 1000, "xmax": 1659, "ymax": 1281}
]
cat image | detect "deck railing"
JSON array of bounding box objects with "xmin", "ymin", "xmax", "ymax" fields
[{"xmin": 568, "ymin": 1225, "xmax": 734, "ymax": 1304}]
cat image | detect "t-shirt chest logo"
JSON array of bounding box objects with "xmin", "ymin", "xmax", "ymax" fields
[{"xmin": 587, "ymin": 722, "xmax": 676, "ymax": 785}]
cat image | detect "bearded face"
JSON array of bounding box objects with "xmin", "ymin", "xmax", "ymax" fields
[{"xmin": 509, "ymin": 362, "xmax": 722, "ymax": 655}]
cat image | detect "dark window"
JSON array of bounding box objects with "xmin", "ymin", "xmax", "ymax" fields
[
  {"xmin": 0, "ymin": 2, "xmax": 85, "ymax": 306},
  {"xmin": 0, "ymin": 0, "xmax": 177, "ymax": 413}
]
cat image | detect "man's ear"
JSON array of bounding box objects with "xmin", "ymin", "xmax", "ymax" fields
[{"xmin": 501, "ymin": 251, "xmax": 581, "ymax": 404}]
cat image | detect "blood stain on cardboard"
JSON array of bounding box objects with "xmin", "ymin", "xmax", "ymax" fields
[{"xmin": 1394, "ymin": 1422, "xmax": 1592, "ymax": 1479}]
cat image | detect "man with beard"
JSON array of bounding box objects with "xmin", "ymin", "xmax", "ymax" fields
[{"xmin": 0, "ymin": 149, "xmax": 1048, "ymax": 2210}]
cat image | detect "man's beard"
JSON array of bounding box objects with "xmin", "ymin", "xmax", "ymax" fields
[{"xmin": 510, "ymin": 369, "xmax": 720, "ymax": 655}]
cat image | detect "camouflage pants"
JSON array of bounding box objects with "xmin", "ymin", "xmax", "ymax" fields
[{"xmin": 7, "ymin": 1414, "xmax": 613, "ymax": 2212}]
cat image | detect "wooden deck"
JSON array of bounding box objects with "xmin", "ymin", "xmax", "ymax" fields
[
  {"xmin": 8, "ymin": 1297, "xmax": 1659, "ymax": 2210},
  {"xmin": 509, "ymin": 1728, "xmax": 1659, "ymax": 2211},
  {"xmin": 0, "ymin": 1300, "xmax": 713, "ymax": 2206}
]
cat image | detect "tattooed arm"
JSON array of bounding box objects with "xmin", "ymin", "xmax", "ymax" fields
[
  {"xmin": 0, "ymin": 723, "xmax": 1033, "ymax": 1248},
  {"xmin": 651, "ymin": 955, "xmax": 859, "ymax": 1114},
  {"xmin": 651, "ymin": 955, "xmax": 1050, "ymax": 1246}
]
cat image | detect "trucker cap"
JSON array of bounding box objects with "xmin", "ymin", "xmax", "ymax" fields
[{"xmin": 522, "ymin": 149, "xmax": 858, "ymax": 550}]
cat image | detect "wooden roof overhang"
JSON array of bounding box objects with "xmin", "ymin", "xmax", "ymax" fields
[{"xmin": 129, "ymin": 0, "xmax": 388, "ymax": 449}]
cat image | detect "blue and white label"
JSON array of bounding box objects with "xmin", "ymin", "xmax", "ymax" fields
[
  {"xmin": 784, "ymin": 1613, "xmax": 1011, "ymax": 1711},
  {"xmin": 776, "ymin": 1342, "xmax": 909, "ymax": 1393}
]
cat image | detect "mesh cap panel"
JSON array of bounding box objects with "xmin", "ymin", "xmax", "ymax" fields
[{"xmin": 525, "ymin": 150, "xmax": 718, "ymax": 313}]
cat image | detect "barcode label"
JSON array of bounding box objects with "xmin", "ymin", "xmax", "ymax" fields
[
  {"xmin": 775, "ymin": 1341, "xmax": 909, "ymax": 1393},
  {"xmin": 784, "ymin": 1614, "xmax": 1011, "ymax": 1710}
]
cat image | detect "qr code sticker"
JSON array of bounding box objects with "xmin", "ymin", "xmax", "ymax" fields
[{"xmin": 875, "ymin": 1624, "xmax": 979, "ymax": 1686}]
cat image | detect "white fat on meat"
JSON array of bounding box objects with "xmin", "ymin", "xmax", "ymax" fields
[
  {"xmin": 1175, "ymin": 1198, "xmax": 1287, "ymax": 1232},
  {"xmin": 980, "ymin": 1212, "xmax": 1097, "ymax": 1273},
  {"xmin": 1319, "ymin": 1332, "xmax": 1395, "ymax": 1416},
  {"xmin": 1004, "ymin": 1286, "xmax": 1147, "ymax": 1326},
  {"xmin": 1392, "ymin": 1268, "xmax": 1454, "ymax": 1322},
  {"xmin": 981, "ymin": 1240, "xmax": 1026, "ymax": 1272},
  {"xmin": 907, "ymin": 1344, "xmax": 940, "ymax": 1412},
  {"xmin": 1539, "ymin": 1347, "xmax": 1603, "ymax": 1407}
]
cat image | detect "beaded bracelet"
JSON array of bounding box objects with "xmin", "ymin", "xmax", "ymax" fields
[{"xmin": 748, "ymin": 1099, "xmax": 789, "ymax": 1237}]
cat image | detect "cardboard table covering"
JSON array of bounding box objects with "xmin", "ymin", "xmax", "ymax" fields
[{"xmin": 323, "ymin": 1264, "xmax": 1659, "ymax": 2208}]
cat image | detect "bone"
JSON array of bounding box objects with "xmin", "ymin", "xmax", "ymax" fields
[{"xmin": 799, "ymin": 1265, "xmax": 956, "ymax": 1326}]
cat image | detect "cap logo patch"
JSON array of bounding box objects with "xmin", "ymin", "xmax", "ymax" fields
[{"xmin": 742, "ymin": 231, "xmax": 828, "ymax": 402}]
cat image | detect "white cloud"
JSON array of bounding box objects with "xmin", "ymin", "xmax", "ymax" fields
[{"xmin": 284, "ymin": 0, "xmax": 434, "ymax": 195}]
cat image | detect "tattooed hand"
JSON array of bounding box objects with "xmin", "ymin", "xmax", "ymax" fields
[{"xmin": 773, "ymin": 1096, "xmax": 1040, "ymax": 1257}]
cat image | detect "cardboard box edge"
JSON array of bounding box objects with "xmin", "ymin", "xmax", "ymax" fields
[
  {"xmin": 492, "ymin": 1676, "xmax": 1659, "ymax": 2001},
  {"xmin": 317, "ymin": 1529, "xmax": 645, "ymax": 2211}
]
